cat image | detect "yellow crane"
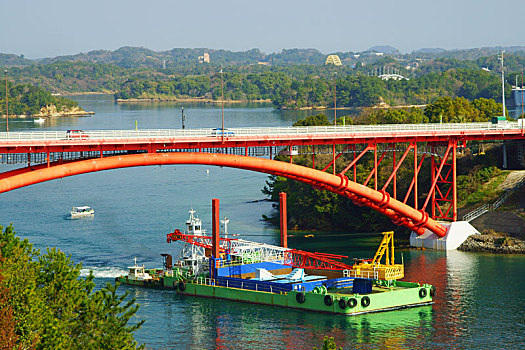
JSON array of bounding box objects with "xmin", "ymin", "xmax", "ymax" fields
[{"xmin": 351, "ymin": 231, "xmax": 404, "ymax": 281}]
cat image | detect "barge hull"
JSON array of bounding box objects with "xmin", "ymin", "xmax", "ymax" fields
[{"xmin": 176, "ymin": 281, "xmax": 433, "ymax": 316}]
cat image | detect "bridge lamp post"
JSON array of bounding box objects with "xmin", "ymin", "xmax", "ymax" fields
[
  {"xmin": 4, "ymin": 69, "xmax": 8, "ymax": 133},
  {"xmin": 499, "ymin": 51, "xmax": 506, "ymax": 117},
  {"xmin": 220, "ymin": 69, "xmax": 224, "ymax": 143}
]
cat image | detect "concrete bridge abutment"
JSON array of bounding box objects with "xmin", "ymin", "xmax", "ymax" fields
[{"xmin": 410, "ymin": 221, "xmax": 479, "ymax": 250}]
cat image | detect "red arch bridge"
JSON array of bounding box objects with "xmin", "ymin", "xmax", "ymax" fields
[{"xmin": 0, "ymin": 122, "xmax": 523, "ymax": 247}]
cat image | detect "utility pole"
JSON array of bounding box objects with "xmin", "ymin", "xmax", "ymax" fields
[
  {"xmin": 220, "ymin": 69, "xmax": 224, "ymax": 143},
  {"xmin": 499, "ymin": 51, "xmax": 507, "ymax": 169},
  {"xmin": 4, "ymin": 69, "xmax": 8, "ymax": 133},
  {"xmin": 499, "ymin": 51, "xmax": 506, "ymax": 117}
]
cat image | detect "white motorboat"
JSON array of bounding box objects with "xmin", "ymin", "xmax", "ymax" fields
[{"xmin": 70, "ymin": 206, "xmax": 94, "ymax": 218}]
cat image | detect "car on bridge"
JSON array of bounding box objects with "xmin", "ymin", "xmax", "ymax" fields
[
  {"xmin": 279, "ymin": 146, "xmax": 299, "ymax": 156},
  {"xmin": 66, "ymin": 130, "xmax": 89, "ymax": 139},
  {"xmin": 211, "ymin": 128, "xmax": 235, "ymax": 136}
]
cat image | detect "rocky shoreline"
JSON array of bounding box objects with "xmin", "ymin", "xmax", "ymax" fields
[
  {"xmin": 3, "ymin": 105, "xmax": 94, "ymax": 118},
  {"xmin": 458, "ymin": 234, "xmax": 525, "ymax": 254}
]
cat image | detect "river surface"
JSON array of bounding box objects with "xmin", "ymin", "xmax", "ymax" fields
[{"xmin": 0, "ymin": 96, "xmax": 524, "ymax": 349}]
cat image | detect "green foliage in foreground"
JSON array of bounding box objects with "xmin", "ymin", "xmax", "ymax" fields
[
  {"xmin": 0, "ymin": 81, "xmax": 78, "ymax": 116},
  {"xmin": 0, "ymin": 225, "xmax": 144, "ymax": 349}
]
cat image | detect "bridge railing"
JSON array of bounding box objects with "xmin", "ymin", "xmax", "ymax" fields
[{"xmin": 0, "ymin": 122, "xmax": 520, "ymax": 141}]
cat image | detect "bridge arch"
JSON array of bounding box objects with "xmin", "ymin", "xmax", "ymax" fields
[{"xmin": 0, "ymin": 153, "xmax": 446, "ymax": 236}]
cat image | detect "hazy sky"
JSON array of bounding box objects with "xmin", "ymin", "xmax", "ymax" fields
[{"xmin": 2, "ymin": 0, "xmax": 524, "ymax": 58}]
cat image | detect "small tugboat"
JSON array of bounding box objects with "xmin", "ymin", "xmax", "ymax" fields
[
  {"xmin": 117, "ymin": 257, "xmax": 164, "ymax": 287},
  {"xmin": 70, "ymin": 206, "xmax": 94, "ymax": 219},
  {"xmin": 116, "ymin": 205, "xmax": 435, "ymax": 316}
]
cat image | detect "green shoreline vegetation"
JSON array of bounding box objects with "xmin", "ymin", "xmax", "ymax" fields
[
  {"xmin": 0, "ymin": 225, "xmax": 144, "ymax": 349},
  {"xmin": 0, "ymin": 81, "xmax": 90, "ymax": 117},
  {"xmin": 112, "ymin": 68, "xmax": 506, "ymax": 110}
]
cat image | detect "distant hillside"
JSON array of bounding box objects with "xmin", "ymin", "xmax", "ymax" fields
[
  {"xmin": 3, "ymin": 45, "xmax": 525, "ymax": 69},
  {"xmin": 413, "ymin": 48, "xmax": 447, "ymax": 54},
  {"xmin": 367, "ymin": 46, "xmax": 399, "ymax": 54},
  {"xmin": 39, "ymin": 47, "xmax": 268, "ymax": 68},
  {"xmin": 0, "ymin": 53, "xmax": 34, "ymax": 67},
  {"xmin": 413, "ymin": 46, "xmax": 525, "ymax": 60}
]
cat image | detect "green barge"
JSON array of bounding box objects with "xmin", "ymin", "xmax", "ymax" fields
[{"xmin": 116, "ymin": 209, "xmax": 434, "ymax": 315}]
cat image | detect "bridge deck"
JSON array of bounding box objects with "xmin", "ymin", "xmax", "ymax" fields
[{"xmin": 0, "ymin": 122, "xmax": 523, "ymax": 153}]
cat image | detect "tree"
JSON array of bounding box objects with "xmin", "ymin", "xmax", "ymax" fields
[
  {"xmin": 0, "ymin": 225, "xmax": 144, "ymax": 349},
  {"xmin": 472, "ymin": 97, "xmax": 504, "ymax": 119},
  {"xmin": 293, "ymin": 114, "xmax": 331, "ymax": 126}
]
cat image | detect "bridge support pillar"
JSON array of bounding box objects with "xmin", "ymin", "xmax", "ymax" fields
[{"xmin": 410, "ymin": 221, "xmax": 479, "ymax": 250}]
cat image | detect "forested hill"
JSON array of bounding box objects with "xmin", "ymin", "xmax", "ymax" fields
[
  {"xmin": 0, "ymin": 81, "xmax": 80, "ymax": 116},
  {"xmin": 2, "ymin": 45, "xmax": 525, "ymax": 110},
  {"xmin": 113, "ymin": 68, "xmax": 507, "ymax": 109},
  {"xmin": 3, "ymin": 45, "xmax": 525, "ymax": 69}
]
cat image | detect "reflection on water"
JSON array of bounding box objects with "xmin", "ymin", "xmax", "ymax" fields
[{"xmin": 121, "ymin": 283, "xmax": 434, "ymax": 349}]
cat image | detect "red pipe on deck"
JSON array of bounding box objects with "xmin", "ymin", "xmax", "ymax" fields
[
  {"xmin": 279, "ymin": 192, "xmax": 288, "ymax": 248},
  {"xmin": 212, "ymin": 198, "xmax": 220, "ymax": 259}
]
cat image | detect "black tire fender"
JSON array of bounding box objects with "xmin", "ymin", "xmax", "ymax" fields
[
  {"xmin": 430, "ymin": 286, "xmax": 436, "ymax": 297},
  {"xmin": 296, "ymin": 292, "xmax": 306, "ymax": 304},
  {"xmin": 324, "ymin": 295, "xmax": 333, "ymax": 306},
  {"xmin": 348, "ymin": 298, "xmax": 358, "ymax": 308},
  {"xmin": 361, "ymin": 296, "xmax": 370, "ymax": 307},
  {"xmin": 338, "ymin": 298, "xmax": 347, "ymax": 309},
  {"xmin": 178, "ymin": 281, "xmax": 186, "ymax": 292},
  {"xmin": 419, "ymin": 288, "xmax": 427, "ymax": 298}
]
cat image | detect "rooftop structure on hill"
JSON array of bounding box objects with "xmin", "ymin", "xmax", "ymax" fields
[
  {"xmin": 325, "ymin": 55, "xmax": 342, "ymax": 66},
  {"xmin": 198, "ymin": 52, "xmax": 210, "ymax": 63}
]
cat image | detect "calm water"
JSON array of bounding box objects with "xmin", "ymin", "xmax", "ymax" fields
[{"xmin": 0, "ymin": 96, "xmax": 524, "ymax": 349}]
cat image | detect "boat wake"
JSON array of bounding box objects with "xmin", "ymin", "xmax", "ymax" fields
[{"xmin": 80, "ymin": 266, "xmax": 127, "ymax": 278}]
